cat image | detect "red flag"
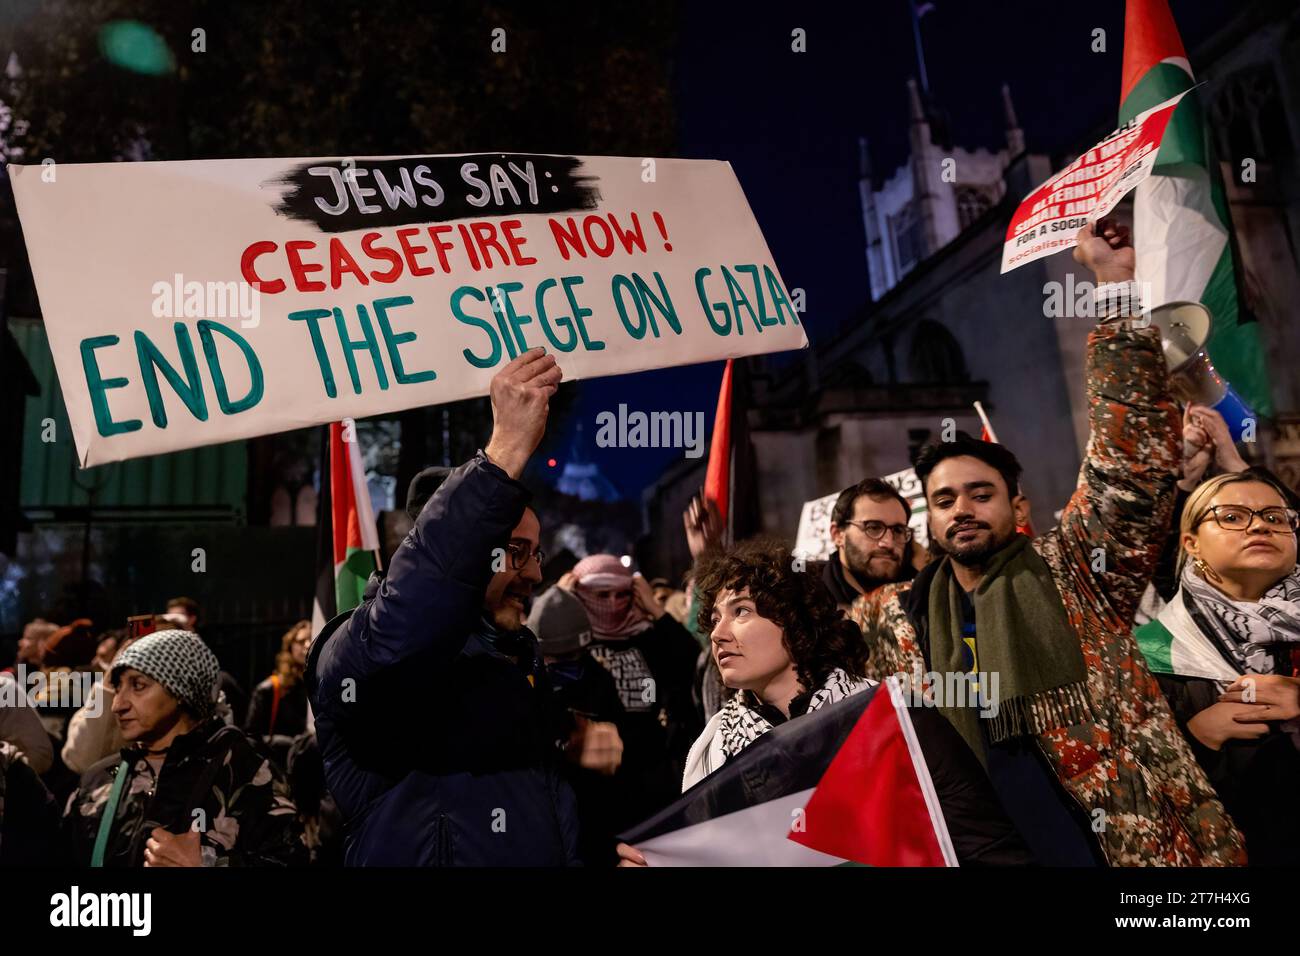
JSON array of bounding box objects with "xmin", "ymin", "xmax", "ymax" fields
[
  {"xmin": 789, "ymin": 678, "xmax": 956, "ymax": 866},
  {"xmin": 703, "ymin": 359, "xmax": 734, "ymax": 524}
]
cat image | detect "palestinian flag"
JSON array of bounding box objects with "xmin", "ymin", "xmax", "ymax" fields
[
  {"xmin": 328, "ymin": 420, "xmax": 380, "ymax": 614},
  {"xmin": 1134, "ymin": 595, "xmax": 1240, "ymax": 685},
  {"xmin": 619, "ymin": 678, "xmax": 958, "ymax": 866},
  {"xmin": 1120, "ymin": 0, "xmax": 1271, "ymax": 416}
]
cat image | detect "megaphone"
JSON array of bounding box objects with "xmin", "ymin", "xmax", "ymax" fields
[{"xmin": 1143, "ymin": 300, "xmax": 1254, "ymax": 442}]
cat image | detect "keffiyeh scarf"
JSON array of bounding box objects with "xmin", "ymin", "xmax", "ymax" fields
[
  {"xmin": 572, "ymin": 554, "xmax": 653, "ymax": 640},
  {"xmin": 1182, "ymin": 563, "xmax": 1300, "ymax": 675},
  {"xmin": 718, "ymin": 667, "xmax": 865, "ymax": 759}
]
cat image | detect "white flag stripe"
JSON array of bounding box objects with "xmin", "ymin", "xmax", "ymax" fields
[
  {"xmin": 1159, "ymin": 56, "xmax": 1192, "ymax": 78},
  {"xmin": 886, "ymin": 676, "xmax": 959, "ymax": 867},
  {"xmin": 636, "ymin": 788, "xmax": 845, "ymax": 867},
  {"xmin": 1134, "ymin": 173, "xmax": 1227, "ymax": 308},
  {"xmin": 973, "ymin": 400, "xmax": 998, "ymax": 443},
  {"xmin": 345, "ymin": 430, "xmax": 382, "ymax": 555}
]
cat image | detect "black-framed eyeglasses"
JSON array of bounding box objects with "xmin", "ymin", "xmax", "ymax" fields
[
  {"xmin": 842, "ymin": 520, "xmax": 914, "ymax": 543},
  {"xmin": 505, "ymin": 539, "xmax": 545, "ymax": 570},
  {"xmin": 1196, "ymin": 505, "xmax": 1299, "ymax": 533}
]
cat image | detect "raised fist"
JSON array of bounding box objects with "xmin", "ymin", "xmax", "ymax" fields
[
  {"xmin": 1073, "ymin": 217, "xmax": 1135, "ymax": 284},
  {"xmin": 483, "ymin": 348, "xmax": 563, "ymax": 479}
]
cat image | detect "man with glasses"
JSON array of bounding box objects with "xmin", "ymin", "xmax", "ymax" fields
[
  {"xmin": 307, "ymin": 348, "xmax": 584, "ymax": 866},
  {"xmin": 821, "ymin": 478, "xmax": 919, "ymax": 609}
]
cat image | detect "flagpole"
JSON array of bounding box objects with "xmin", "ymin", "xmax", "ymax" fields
[
  {"xmin": 344, "ymin": 423, "xmax": 385, "ymax": 573},
  {"xmin": 972, "ymin": 400, "xmax": 997, "ymax": 443},
  {"xmin": 909, "ymin": 0, "xmax": 932, "ymax": 95}
]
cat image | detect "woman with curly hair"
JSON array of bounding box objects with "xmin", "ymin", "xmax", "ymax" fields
[
  {"xmin": 614, "ymin": 539, "xmax": 876, "ymax": 866},
  {"xmin": 616, "ymin": 539, "xmax": 1042, "ymax": 868},
  {"xmin": 678, "ymin": 538, "xmax": 873, "ymax": 790}
]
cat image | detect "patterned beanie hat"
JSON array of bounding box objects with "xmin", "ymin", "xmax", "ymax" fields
[
  {"xmin": 572, "ymin": 554, "xmax": 634, "ymax": 590},
  {"xmin": 111, "ymin": 629, "xmax": 221, "ymax": 718}
]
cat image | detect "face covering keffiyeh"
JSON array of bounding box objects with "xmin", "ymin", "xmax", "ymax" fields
[
  {"xmin": 1181, "ymin": 563, "xmax": 1300, "ymax": 676},
  {"xmin": 572, "ymin": 554, "xmax": 653, "ymax": 640}
]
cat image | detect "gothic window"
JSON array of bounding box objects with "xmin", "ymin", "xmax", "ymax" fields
[
  {"xmin": 908, "ymin": 319, "xmax": 970, "ymax": 383},
  {"xmin": 889, "ymin": 202, "xmax": 924, "ymax": 276}
]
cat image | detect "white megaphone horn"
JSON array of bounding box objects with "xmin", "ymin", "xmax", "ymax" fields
[{"xmin": 1142, "ymin": 300, "xmax": 1255, "ymax": 442}]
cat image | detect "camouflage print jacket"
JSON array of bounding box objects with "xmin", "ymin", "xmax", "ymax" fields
[
  {"xmin": 64, "ymin": 717, "xmax": 306, "ymax": 867},
  {"xmin": 850, "ymin": 321, "xmax": 1245, "ymax": 867}
]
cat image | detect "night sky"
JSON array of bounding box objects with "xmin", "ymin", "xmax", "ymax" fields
[{"xmin": 558, "ymin": 0, "xmax": 1236, "ymax": 501}]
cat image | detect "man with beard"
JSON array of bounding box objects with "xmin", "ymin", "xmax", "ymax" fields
[
  {"xmin": 306, "ymin": 348, "xmax": 582, "ymax": 866},
  {"xmin": 848, "ymin": 219, "xmax": 1243, "ymax": 867},
  {"xmin": 820, "ymin": 478, "xmax": 919, "ymax": 609}
]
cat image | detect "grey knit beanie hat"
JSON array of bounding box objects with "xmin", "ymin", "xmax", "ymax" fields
[
  {"xmin": 527, "ymin": 586, "xmax": 594, "ymax": 657},
  {"xmin": 111, "ymin": 629, "xmax": 221, "ymax": 718}
]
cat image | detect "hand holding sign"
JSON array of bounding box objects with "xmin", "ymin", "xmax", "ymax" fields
[
  {"xmin": 1072, "ymin": 218, "xmax": 1134, "ymax": 283},
  {"xmin": 484, "ymin": 348, "xmax": 562, "ymax": 480},
  {"xmin": 1000, "ymin": 91, "xmax": 1187, "ymax": 274}
]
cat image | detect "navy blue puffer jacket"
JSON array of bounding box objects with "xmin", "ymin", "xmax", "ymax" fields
[{"xmin": 306, "ymin": 452, "xmax": 580, "ymax": 866}]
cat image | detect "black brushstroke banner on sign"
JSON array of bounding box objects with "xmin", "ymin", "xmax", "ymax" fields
[{"xmin": 267, "ymin": 154, "xmax": 602, "ymax": 234}]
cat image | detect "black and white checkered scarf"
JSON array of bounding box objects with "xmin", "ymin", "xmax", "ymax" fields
[
  {"xmin": 718, "ymin": 667, "xmax": 864, "ymax": 760},
  {"xmin": 1182, "ymin": 564, "xmax": 1300, "ymax": 675}
]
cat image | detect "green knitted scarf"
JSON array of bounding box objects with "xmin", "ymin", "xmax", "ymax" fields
[{"xmin": 927, "ymin": 534, "xmax": 1095, "ymax": 762}]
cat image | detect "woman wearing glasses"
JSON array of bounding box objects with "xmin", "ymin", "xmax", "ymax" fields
[{"xmin": 1136, "ymin": 470, "xmax": 1300, "ymax": 864}]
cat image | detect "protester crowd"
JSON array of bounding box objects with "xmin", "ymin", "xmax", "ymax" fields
[{"xmin": 1, "ymin": 221, "xmax": 1297, "ymax": 868}]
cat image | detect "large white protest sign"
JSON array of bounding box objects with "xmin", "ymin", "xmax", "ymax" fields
[
  {"xmin": 10, "ymin": 153, "xmax": 807, "ymax": 466},
  {"xmin": 1000, "ymin": 91, "xmax": 1188, "ymax": 273},
  {"xmin": 793, "ymin": 467, "xmax": 929, "ymax": 562}
]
